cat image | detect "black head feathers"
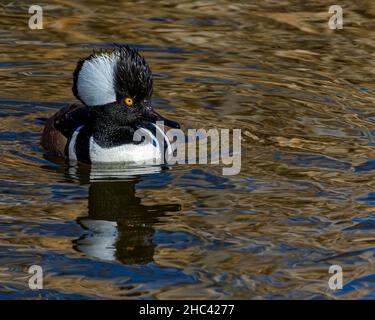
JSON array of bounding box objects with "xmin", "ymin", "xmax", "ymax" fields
[{"xmin": 114, "ymin": 46, "xmax": 153, "ymax": 102}]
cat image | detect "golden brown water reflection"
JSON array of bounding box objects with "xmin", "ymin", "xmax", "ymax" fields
[{"xmin": 1, "ymin": 0, "xmax": 375, "ymax": 299}]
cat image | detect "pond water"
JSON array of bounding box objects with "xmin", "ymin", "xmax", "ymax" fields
[{"xmin": 0, "ymin": 0, "xmax": 375, "ymax": 299}]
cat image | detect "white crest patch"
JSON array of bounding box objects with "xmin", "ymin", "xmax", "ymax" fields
[{"xmin": 77, "ymin": 52, "xmax": 119, "ymax": 106}]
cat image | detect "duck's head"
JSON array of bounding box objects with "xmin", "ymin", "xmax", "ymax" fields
[{"xmin": 72, "ymin": 45, "xmax": 180, "ymax": 129}]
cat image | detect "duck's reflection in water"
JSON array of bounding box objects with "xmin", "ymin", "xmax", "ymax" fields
[{"xmin": 56, "ymin": 160, "xmax": 181, "ymax": 264}]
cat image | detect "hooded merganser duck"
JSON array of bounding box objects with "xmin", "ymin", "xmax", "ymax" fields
[{"xmin": 41, "ymin": 45, "xmax": 180, "ymax": 164}]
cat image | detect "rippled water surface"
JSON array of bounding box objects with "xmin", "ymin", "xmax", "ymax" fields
[{"xmin": 1, "ymin": 0, "xmax": 375, "ymax": 299}]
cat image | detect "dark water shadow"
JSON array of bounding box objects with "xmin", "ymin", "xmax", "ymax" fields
[{"xmin": 42, "ymin": 155, "xmax": 181, "ymax": 265}]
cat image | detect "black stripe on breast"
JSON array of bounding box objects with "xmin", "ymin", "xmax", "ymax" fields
[
  {"xmin": 140, "ymin": 123, "xmax": 169, "ymax": 150},
  {"xmin": 54, "ymin": 105, "xmax": 89, "ymax": 139},
  {"xmin": 75, "ymin": 126, "xmax": 92, "ymax": 163}
]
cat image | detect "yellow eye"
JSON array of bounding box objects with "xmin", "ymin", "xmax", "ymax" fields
[{"xmin": 124, "ymin": 97, "xmax": 133, "ymax": 106}]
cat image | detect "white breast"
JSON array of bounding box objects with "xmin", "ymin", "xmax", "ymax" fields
[
  {"xmin": 90, "ymin": 125, "xmax": 172, "ymax": 164},
  {"xmin": 89, "ymin": 136, "xmax": 162, "ymax": 164},
  {"xmin": 69, "ymin": 125, "xmax": 172, "ymax": 164}
]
